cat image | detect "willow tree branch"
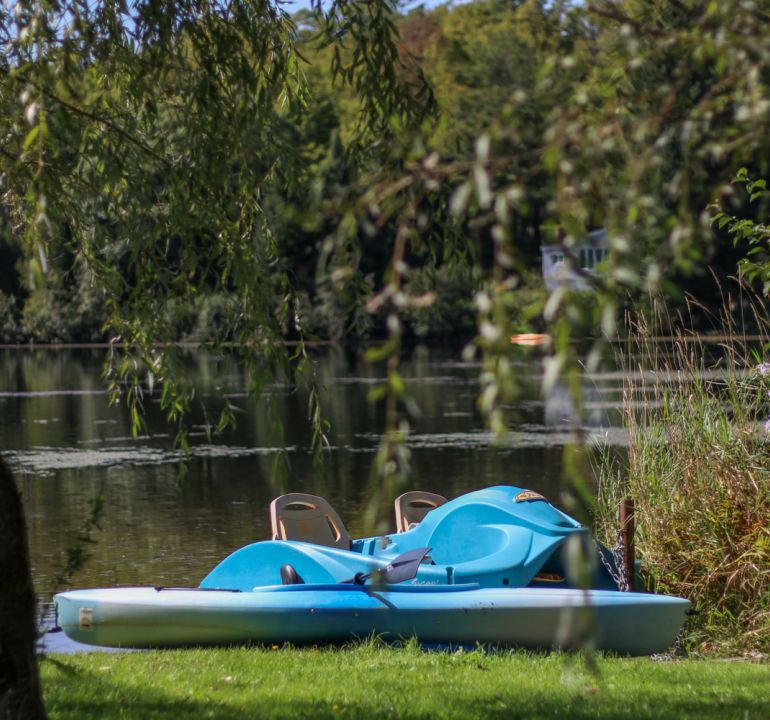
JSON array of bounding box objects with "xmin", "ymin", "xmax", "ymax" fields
[{"xmin": 28, "ymin": 80, "xmax": 171, "ymax": 168}]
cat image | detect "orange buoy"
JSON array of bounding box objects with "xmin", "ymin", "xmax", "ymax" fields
[{"xmin": 509, "ymin": 333, "xmax": 550, "ymax": 346}]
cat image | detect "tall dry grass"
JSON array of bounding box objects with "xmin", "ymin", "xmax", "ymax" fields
[{"xmin": 595, "ymin": 288, "xmax": 770, "ymax": 654}]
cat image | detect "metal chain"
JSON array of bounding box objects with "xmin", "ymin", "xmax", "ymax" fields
[
  {"xmin": 594, "ymin": 527, "xmax": 630, "ymax": 592},
  {"xmin": 596, "ymin": 520, "xmax": 689, "ymax": 659},
  {"xmin": 651, "ymin": 627, "xmax": 687, "ymax": 661}
]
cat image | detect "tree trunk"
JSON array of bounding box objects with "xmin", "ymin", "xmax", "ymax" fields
[{"xmin": 0, "ymin": 456, "xmax": 47, "ymax": 720}]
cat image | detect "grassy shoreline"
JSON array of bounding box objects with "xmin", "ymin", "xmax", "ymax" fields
[{"xmin": 42, "ymin": 644, "xmax": 770, "ymax": 720}]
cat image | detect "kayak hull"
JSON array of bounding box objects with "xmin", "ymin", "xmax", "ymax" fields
[{"xmin": 55, "ymin": 585, "xmax": 689, "ymax": 656}]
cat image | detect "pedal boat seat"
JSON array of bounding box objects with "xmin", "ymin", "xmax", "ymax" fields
[
  {"xmin": 394, "ymin": 491, "xmax": 448, "ymax": 533},
  {"xmin": 270, "ymin": 493, "xmax": 352, "ymax": 550}
]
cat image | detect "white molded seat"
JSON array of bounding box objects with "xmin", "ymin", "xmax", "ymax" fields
[
  {"xmin": 269, "ymin": 493, "xmax": 351, "ymax": 550},
  {"xmin": 394, "ymin": 491, "xmax": 448, "ymax": 533}
]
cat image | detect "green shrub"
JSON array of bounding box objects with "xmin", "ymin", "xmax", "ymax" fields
[
  {"xmin": 400, "ymin": 263, "xmax": 549, "ymax": 339},
  {"xmin": 0, "ymin": 290, "xmax": 21, "ymax": 343},
  {"xmin": 402, "ymin": 262, "xmax": 478, "ymax": 339},
  {"xmin": 19, "ymin": 259, "xmax": 107, "ymax": 343}
]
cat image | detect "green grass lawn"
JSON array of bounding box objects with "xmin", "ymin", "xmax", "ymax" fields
[{"xmin": 42, "ymin": 643, "xmax": 770, "ymax": 720}]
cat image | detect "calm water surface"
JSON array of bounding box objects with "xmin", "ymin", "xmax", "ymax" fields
[{"xmin": 1, "ymin": 346, "xmax": 626, "ymax": 602}]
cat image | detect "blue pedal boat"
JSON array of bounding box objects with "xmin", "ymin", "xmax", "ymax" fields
[
  {"xmin": 54, "ymin": 486, "xmax": 690, "ymax": 655},
  {"xmin": 200, "ymin": 486, "xmax": 615, "ymax": 591}
]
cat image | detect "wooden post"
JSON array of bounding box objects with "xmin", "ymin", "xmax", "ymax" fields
[{"xmin": 619, "ymin": 497, "xmax": 635, "ymax": 591}]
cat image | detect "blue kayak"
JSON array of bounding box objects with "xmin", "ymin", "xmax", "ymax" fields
[
  {"xmin": 55, "ymin": 584, "xmax": 689, "ymax": 655},
  {"xmin": 54, "ymin": 486, "xmax": 690, "ymax": 654}
]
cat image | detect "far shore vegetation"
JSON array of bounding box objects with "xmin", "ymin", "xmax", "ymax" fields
[{"xmin": 0, "ymin": 2, "xmax": 764, "ymax": 348}]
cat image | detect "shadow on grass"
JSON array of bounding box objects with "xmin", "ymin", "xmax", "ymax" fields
[
  {"xmin": 45, "ymin": 672, "xmax": 770, "ymax": 720},
  {"xmin": 47, "ymin": 696, "xmax": 770, "ymax": 720}
]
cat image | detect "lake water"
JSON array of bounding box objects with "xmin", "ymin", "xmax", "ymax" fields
[{"xmin": 1, "ymin": 346, "xmax": 628, "ymax": 650}]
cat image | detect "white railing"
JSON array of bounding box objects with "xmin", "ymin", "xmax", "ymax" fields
[{"xmin": 540, "ymin": 229, "xmax": 608, "ymax": 292}]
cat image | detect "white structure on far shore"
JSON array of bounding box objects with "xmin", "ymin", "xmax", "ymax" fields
[{"xmin": 540, "ymin": 229, "xmax": 609, "ymax": 292}]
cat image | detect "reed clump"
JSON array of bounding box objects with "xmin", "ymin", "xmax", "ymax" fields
[{"xmin": 596, "ymin": 296, "xmax": 770, "ymax": 655}]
